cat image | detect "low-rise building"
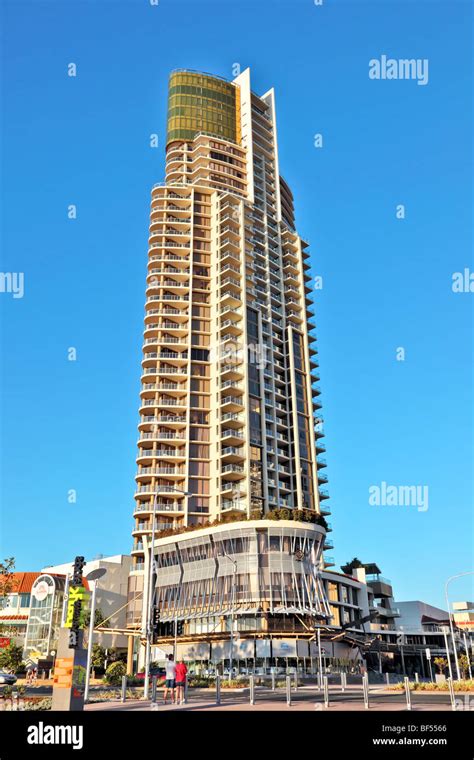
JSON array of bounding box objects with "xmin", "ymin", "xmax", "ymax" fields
[
  {"xmin": 1, "ymin": 555, "xmax": 131, "ymax": 666},
  {"xmin": 0, "ymin": 572, "xmax": 41, "ymax": 649},
  {"xmin": 452, "ymin": 601, "xmax": 474, "ymax": 632},
  {"xmin": 42, "ymin": 554, "xmax": 132, "ymax": 651}
]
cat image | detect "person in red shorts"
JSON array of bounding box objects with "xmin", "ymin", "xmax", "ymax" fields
[{"xmin": 175, "ymin": 659, "xmax": 188, "ymax": 705}]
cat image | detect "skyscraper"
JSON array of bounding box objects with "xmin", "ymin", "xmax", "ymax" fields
[{"xmin": 127, "ymin": 69, "xmax": 335, "ymax": 663}]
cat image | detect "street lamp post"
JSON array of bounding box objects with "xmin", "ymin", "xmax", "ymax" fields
[
  {"xmin": 463, "ymin": 632, "xmax": 472, "ymax": 680},
  {"xmin": 221, "ymin": 552, "xmax": 237, "ymax": 680},
  {"xmin": 84, "ymin": 567, "xmax": 107, "ymax": 704},
  {"xmin": 317, "ymin": 626, "xmax": 323, "ymax": 685},
  {"xmin": 442, "ymin": 626, "xmax": 453, "ymax": 681},
  {"xmin": 143, "ymin": 489, "xmax": 191, "ymax": 700},
  {"xmin": 444, "ymin": 571, "xmax": 473, "ymax": 682}
]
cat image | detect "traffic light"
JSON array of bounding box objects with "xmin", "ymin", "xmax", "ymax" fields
[
  {"xmin": 152, "ymin": 607, "xmax": 160, "ymax": 631},
  {"xmin": 176, "ymin": 621, "xmax": 184, "ymax": 636}
]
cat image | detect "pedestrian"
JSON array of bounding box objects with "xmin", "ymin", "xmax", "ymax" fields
[
  {"xmin": 32, "ymin": 667, "xmax": 38, "ymax": 688},
  {"xmin": 175, "ymin": 659, "xmax": 188, "ymax": 705},
  {"xmin": 26, "ymin": 668, "xmax": 32, "ymax": 687},
  {"xmin": 163, "ymin": 654, "xmax": 176, "ymax": 705}
]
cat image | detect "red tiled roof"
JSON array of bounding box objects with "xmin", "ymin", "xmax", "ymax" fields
[
  {"xmin": 0, "ymin": 572, "xmax": 89, "ymax": 593},
  {"xmin": 0, "ymin": 614, "xmax": 28, "ymax": 620},
  {"xmin": 0, "ymin": 572, "xmax": 41, "ymax": 594}
]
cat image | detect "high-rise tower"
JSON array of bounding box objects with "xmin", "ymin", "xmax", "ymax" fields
[{"xmin": 127, "ymin": 70, "xmax": 333, "ymax": 646}]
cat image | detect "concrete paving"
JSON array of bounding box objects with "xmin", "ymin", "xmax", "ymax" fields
[{"xmin": 85, "ymin": 685, "xmax": 460, "ymax": 712}]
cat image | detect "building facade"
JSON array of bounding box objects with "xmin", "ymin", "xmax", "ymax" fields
[
  {"xmin": 43, "ymin": 555, "xmax": 132, "ymax": 650},
  {"xmin": 131, "ymin": 68, "xmax": 328, "ymax": 564},
  {"xmin": 0, "ymin": 572, "xmax": 41, "ymax": 650},
  {"xmin": 128, "ymin": 69, "xmax": 332, "ymax": 668}
]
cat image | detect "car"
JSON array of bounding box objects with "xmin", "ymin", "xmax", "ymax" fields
[{"xmin": 0, "ymin": 672, "xmax": 17, "ymax": 685}]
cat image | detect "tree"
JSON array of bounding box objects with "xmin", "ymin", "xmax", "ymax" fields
[
  {"xmin": 458, "ymin": 654, "xmax": 470, "ymax": 679},
  {"xmin": 106, "ymin": 648, "xmax": 127, "ymax": 665},
  {"xmin": 104, "ymin": 661, "xmax": 126, "ymax": 685},
  {"xmin": 341, "ymin": 558, "xmax": 363, "ymax": 575},
  {"xmin": 91, "ymin": 643, "xmax": 106, "ymax": 670},
  {"xmin": 0, "ymin": 642, "xmax": 24, "ymax": 673},
  {"xmin": 82, "ymin": 607, "xmax": 109, "ymax": 630},
  {"xmin": 434, "ymin": 657, "xmax": 448, "ymax": 675},
  {"xmin": 0, "ymin": 558, "xmax": 18, "ymax": 598}
]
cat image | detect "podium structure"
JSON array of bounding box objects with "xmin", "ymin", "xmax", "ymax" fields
[
  {"xmin": 51, "ymin": 628, "xmax": 88, "ymax": 711},
  {"xmin": 51, "ymin": 556, "xmax": 89, "ymax": 711}
]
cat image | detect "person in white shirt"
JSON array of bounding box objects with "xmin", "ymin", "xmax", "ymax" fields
[{"xmin": 164, "ymin": 654, "xmax": 177, "ymax": 704}]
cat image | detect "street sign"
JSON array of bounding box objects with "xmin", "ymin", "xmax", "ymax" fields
[{"xmin": 425, "ymin": 648, "xmax": 431, "ymax": 660}]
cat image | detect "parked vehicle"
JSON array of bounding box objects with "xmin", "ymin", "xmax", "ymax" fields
[{"xmin": 0, "ymin": 672, "xmax": 17, "ymax": 685}]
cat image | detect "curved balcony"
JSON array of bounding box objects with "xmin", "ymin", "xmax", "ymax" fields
[
  {"xmin": 147, "ymin": 266, "xmax": 190, "ymax": 280},
  {"xmin": 221, "ymin": 428, "xmax": 245, "ymax": 445},
  {"xmin": 136, "ymin": 447, "xmax": 187, "ymax": 463},
  {"xmin": 144, "ymin": 322, "xmax": 188, "ymax": 339},
  {"xmin": 148, "ymin": 253, "xmax": 190, "ymax": 269},
  {"xmin": 135, "ymin": 466, "xmax": 185, "ymax": 482},
  {"xmin": 135, "ymin": 484, "xmax": 187, "ymax": 499},
  {"xmin": 221, "ymin": 411, "xmax": 245, "ymax": 429},
  {"xmin": 287, "ymin": 310, "xmax": 303, "ymax": 325},
  {"xmin": 140, "ymin": 381, "xmax": 187, "ymax": 397},
  {"xmin": 133, "ymin": 500, "xmax": 185, "ymax": 514},
  {"xmin": 219, "ymin": 305, "xmax": 243, "ymax": 320},
  {"xmin": 138, "ymin": 431, "xmax": 186, "ymax": 443},
  {"xmin": 220, "ymin": 396, "xmax": 244, "ymax": 413},
  {"xmin": 221, "ymin": 500, "xmax": 247, "ymax": 514},
  {"xmin": 142, "ymin": 337, "xmax": 188, "ymax": 351},
  {"xmin": 221, "ymin": 463, "xmax": 246, "ymax": 480},
  {"xmin": 141, "ymin": 367, "xmax": 188, "ymax": 380},
  {"xmin": 142, "ymin": 351, "xmax": 188, "ymax": 367},
  {"xmin": 139, "ymin": 415, "xmax": 187, "ymax": 431},
  {"xmin": 144, "ymin": 308, "xmax": 189, "ymax": 324},
  {"xmin": 221, "ymin": 446, "xmax": 245, "ymax": 462}
]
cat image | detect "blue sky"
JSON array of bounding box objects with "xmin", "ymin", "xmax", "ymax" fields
[{"xmin": 0, "ymin": 0, "xmax": 472, "ymax": 609}]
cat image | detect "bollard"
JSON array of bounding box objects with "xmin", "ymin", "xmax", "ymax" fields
[
  {"xmin": 404, "ymin": 677, "xmax": 411, "ymax": 711},
  {"xmin": 286, "ymin": 675, "xmax": 291, "ymax": 706},
  {"xmin": 271, "ymin": 671, "xmax": 276, "ymax": 691},
  {"xmin": 415, "ymin": 672, "xmax": 419, "ymax": 684},
  {"xmin": 294, "ymin": 671, "xmax": 298, "ymax": 690},
  {"xmin": 121, "ymin": 675, "xmax": 127, "ymax": 703},
  {"xmin": 447, "ymin": 678, "xmax": 456, "ymax": 711},
  {"xmin": 249, "ymin": 675, "xmax": 255, "ymax": 705},
  {"xmin": 216, "ymin": 674, "xmax": 221, "ymax": 705},
  {"xmin": 386, "ymin": 672, "xmax": 390, "ymax": 687},
  {"xmin": 323, "ymin": 676, "xmax": 329, "ymax": 708},
  {"xmin": 184, "ymin": 674, "xmax": 188, "ymax": 705},
  {"xmin": 151, "ymin": 676, "xmax": 157, "ymax": 704},
  {"xmin": 341, "ymin": 672, "xmax": 346, "ymax": 692},
  {"xmin": 48, "ymin": 669, "xmax": 52, "ymax": 680},
  {"xmin": 363, "ymin": 673, "xmax": 369, "ymax": 709}
]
